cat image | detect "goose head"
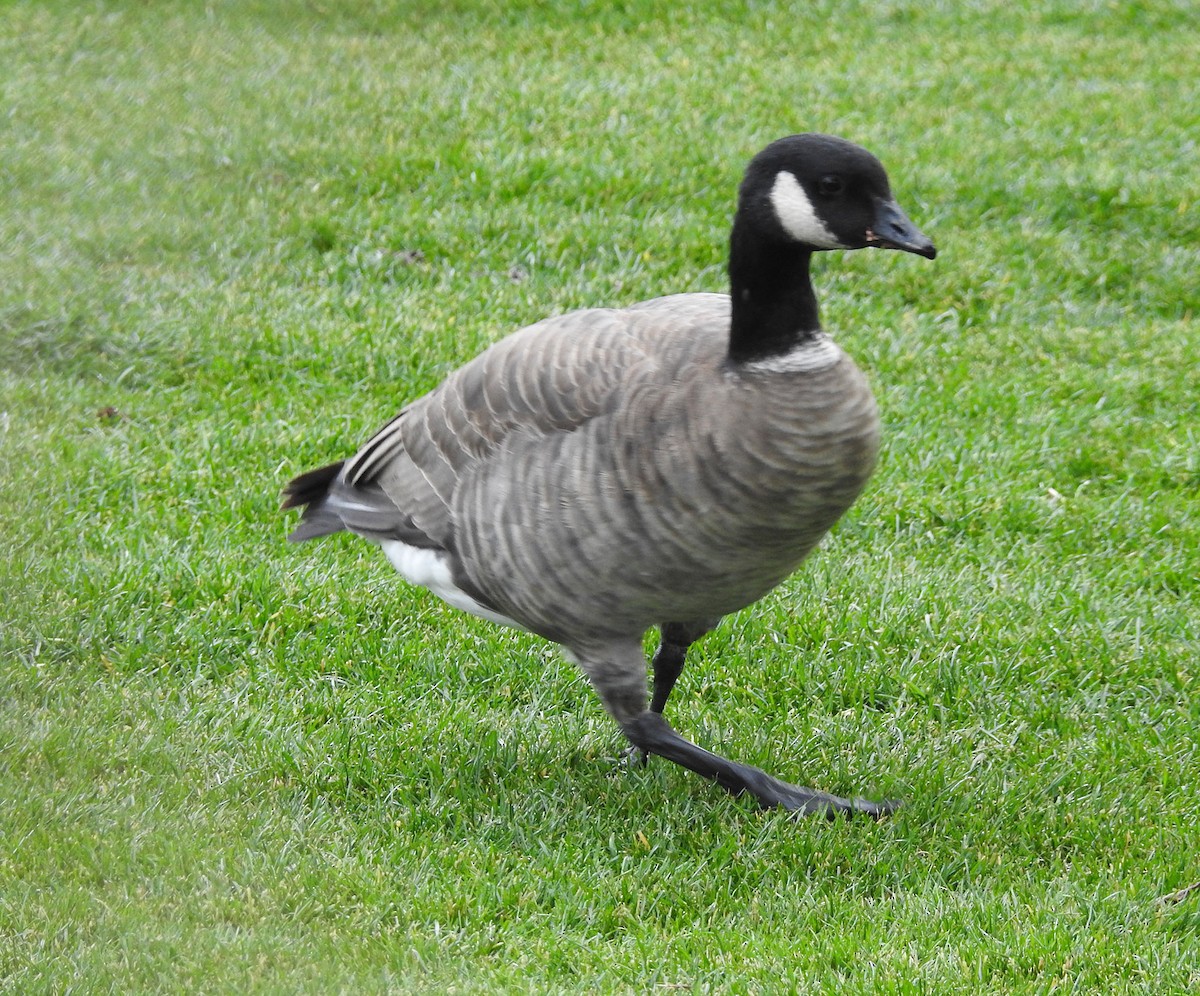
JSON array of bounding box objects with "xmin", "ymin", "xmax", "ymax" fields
[
  {"xmin": 725, "ymin": 134, "xmax": 936, "ymax": 364},
  {"xmin": 738, "ymin": 133, "xmax": 936, "ymax": 259}
]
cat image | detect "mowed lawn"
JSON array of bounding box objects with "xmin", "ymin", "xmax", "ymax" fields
[{"xmin": 2, "ymin": 0, "xmax": 1198, "ymax": 991}]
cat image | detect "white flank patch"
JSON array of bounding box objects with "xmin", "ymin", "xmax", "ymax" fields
[
  {"xmin": 740, "ymin": 333, "xmax": 842, "ymax": 375},
  {"xmin": 769, "ymin": 171, "xmax": 844, "ymax": 248},
  {"xmin": 380, "ymin": 540, "xmax": 525, "ymax": 629}
]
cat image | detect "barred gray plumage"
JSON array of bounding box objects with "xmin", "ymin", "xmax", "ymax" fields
[{"xmin": 282, "ymin": 133, "xmax": 936, "ymax": 818}]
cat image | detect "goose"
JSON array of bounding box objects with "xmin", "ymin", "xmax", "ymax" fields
[{"xmin": 283, "ymin": 133, "xmax": 936, "ymax": 818}]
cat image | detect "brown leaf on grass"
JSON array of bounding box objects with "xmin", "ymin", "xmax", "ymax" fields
[{"xmin": 1156, "ymin": 882, "xmax": 1200, "ymax": 906}]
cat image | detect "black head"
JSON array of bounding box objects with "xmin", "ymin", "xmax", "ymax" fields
[{"xmin": 737, "ymin": 133, "xmax": 936, "ymax": 259}]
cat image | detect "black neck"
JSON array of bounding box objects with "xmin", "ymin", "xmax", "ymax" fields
[{"xmin": 726, "ymin": 215, "xmax": 821, "ymax": 365}]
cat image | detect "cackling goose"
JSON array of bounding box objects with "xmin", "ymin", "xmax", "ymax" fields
[{"xmin": 283, "ymin": 133, "xmax": 936, "ymax": 818}]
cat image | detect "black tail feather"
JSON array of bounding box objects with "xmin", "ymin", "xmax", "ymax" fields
[
  {"xmin": 282, "ymin": 460, "xmax": 347, "ymax": 543},
  {"xmin": 281, "ymin": 460, "xmax": 345, "ymax": 511}
]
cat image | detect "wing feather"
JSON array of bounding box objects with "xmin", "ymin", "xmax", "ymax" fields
[{"xmin": 290, "ymin": 294, "xmax": 732, "ymax": 578}]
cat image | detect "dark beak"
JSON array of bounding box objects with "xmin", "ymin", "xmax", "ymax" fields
[{"xmin": 867, "ymin": 199, "xmax": 937, "ymax": 259}]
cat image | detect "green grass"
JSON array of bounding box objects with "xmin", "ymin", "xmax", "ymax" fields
[{"xmin": 2, "ymin": 0, "xmax": 1198, "ymax": 991}]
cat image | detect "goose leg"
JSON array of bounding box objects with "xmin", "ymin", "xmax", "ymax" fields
[
  {"xmin": 649, "ymin": 627, "xmax": 689, "ymax": 714},
  {"xmin": 576, "ymin": 640, "xmax": 892, "ymax": 819},
  {"xmin": 649, "ymin": 620, "xmax": 716, "ymax": 715},
  {"xmin": 624, "ymin": 638, "xmax": 688, "ymax": 768},
  {"xmin": 648, "ymin": 641, "xmax": 686, "ymax": 714},
  {"xmin": 623, "ymin": 711, "xmax": 893, "ymax": 819},
  {"xmin": 632, "ymin": 622, "xmax": 713, "ymax": 766}
]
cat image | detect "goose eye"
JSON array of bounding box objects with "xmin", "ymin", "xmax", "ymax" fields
[{"xmin": 817, "ymin": 175, "xmax": 845, "ymax": 197}]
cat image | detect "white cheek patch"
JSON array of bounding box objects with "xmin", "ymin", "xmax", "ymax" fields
[{"xmin": 769, "ymin": 171, "xmax": 845, "ymax": 248}]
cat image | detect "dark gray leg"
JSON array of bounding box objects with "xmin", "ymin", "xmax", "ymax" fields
[
  {"xmin": 636, "ymin": 622, "xmax": 709, "ymax": 766},
  {"xmin": 649, "ymin": 620, "xmax": 714, "ymax": 716},
  {"xmin": 649, "ymin": 638, "xmax": 687, "ymax": 714},
  {"xmin": 573, "ymin": 638, "xmax": 893, "ymax": 819},
  {"xmin": 623, "ymin": 712, "xmax": 894, "ymax": 819}
]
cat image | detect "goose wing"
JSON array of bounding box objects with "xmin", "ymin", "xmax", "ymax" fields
[{"xmin": 299, "ymin": 294, "xmax": 729, "ymax": 556}]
